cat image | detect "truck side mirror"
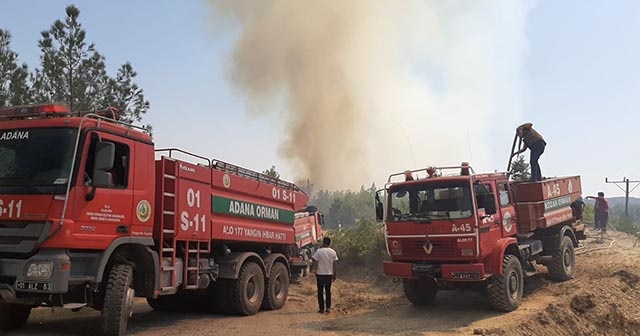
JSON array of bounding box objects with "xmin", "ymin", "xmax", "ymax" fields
[
  {"xmin": 375, "ymin": 192, "xmax": 384, "ymax": 222},
  {"xmin": 86, "ymin": 141, "xmax": 115, "ymax": 201},
  {"xmin": 483, "ymin": 195, "xmax": 497, "ymax": 215},
  {"xmin": 319, "ymin": 213, "xmax": 325, "ymax": 227}
]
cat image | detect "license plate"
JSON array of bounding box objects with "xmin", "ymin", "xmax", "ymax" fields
[
  {"xmin": 16, "ymin": 281, "xmax": 52, "ymax": 291},
  {"xmin": 451, "ymin": 272, "xmax": 481, "ymax": 280}
]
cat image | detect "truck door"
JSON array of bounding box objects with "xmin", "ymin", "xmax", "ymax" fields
[
  {"xmin": 497, "ymin": 182, "xmax": 517, "ymax": 237},
  {"xmin": 71, "ymin": 132, "xmax": 135, "ymax": 249},
  {"xmin": 474, "ymin": 181, "xmax": 502, "ymax": 249}
]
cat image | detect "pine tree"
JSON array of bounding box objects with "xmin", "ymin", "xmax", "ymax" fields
[
  {"xmin": 33, "ymin": 5, "xmax": 109, "ymax": 111},
  {"xmin": 0, "ymin": 29, "xmax": 31, "ymax": 106},
  {"xmin": 32, "ymin": 5, "xmax": 149, "ymax": 127},
  {"xmin": 510, "ymin": 155, "xmax": 531, "ymax": 181}
]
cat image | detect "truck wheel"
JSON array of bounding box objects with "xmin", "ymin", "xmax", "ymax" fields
[
  {"xmin": 102, "ymin": 264, "xmax": 135, "ymax": 336},
  {"xmin": 487, "ymin": 254, "xmax": 523, "ymax": 312},
  {"xmin": 547, "ymin": 236, "xmax": 575, "ymax": 281},
  {"xmin": 262, "ymin": 262, "xmax": 289, "ymax": 310},
  {"xmin": 0, "ymin": 302, "xmax": 31, "ymax": 332},
  {"xmin": 402, "ymin": 278, "xmax": 437, "ymax": 306},
  {"xmin": 230, "ymin": 261, "xmax": 264, "ymax": 316}
]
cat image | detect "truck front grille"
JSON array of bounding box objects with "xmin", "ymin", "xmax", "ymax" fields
[
  {"xmin": 402, "ymin": 239, "xmax": 458, "ymax": 257},
  {"xmin": 0, "ymin": 221, "xmax": 51, "ymax": 256},
  {"xmin": 0, "ymin": 275, "xmax": 16, "ymax": 286}
]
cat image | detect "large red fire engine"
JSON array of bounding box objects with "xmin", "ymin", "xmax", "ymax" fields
[
  {"xmin": 0, "ymin": 104, "xmax": 309, "ymax": 335},
  {"xmin": 375, "ymin": 163, "xmax": 585, "ymax": 311}
]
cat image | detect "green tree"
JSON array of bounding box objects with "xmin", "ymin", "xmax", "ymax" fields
[
  {"xmin": 32, "ymin": 5, "xmax": 149, "ymax": 125},
  {"xmin": 510, "ymin": 155, "xmax": 530, "ymax": 181},
  {"xmin": 262, "ymin": 165, "xmax": 280, "ymax": 179},
  {"xmin": 105, "ymin": 63, "xmax": 151, "ymax": 130},
  {"xmin": 0, "ymin": 29, "xmax": 31, "ymax": 106}
]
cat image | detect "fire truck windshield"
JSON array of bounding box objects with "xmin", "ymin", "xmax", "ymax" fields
[
  {"xmin": 389, "ymin": 181, "xmax": 472, "ymax": 222},
  {"xmin": 0, "ymin": 128, "xmax": 78, "ymax": 194}
]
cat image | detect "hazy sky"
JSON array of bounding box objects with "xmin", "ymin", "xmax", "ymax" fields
[{"xmin": 1, "ymin": 1, "xmax": 638, "ymax": 197}]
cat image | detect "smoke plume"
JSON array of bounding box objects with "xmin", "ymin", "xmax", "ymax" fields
[{"xmin": 210, "ymin": 0, "xmax": 532, "ymax": 190}]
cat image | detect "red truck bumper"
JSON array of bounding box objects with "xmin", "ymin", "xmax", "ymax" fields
[
  {"xmin": 383, "ymin": 261, "xmax": 414, "ymax": 278},
  {"xmin": 383, "ymin": 261, "xmax": 488, "ymax": 281}
]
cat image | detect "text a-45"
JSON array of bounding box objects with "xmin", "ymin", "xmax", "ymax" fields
[{"xmin": 451, "ymin": 223, "xmax": 472, "ymax": 233}]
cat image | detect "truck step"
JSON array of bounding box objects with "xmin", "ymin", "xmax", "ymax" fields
[
  {"xmin": 163, "ymin": 192, "xmax": 175, "ymax": 197},
  {"xmin": 188, "ymin": 249, "xmax": 200, "ymax": 253},
  {"xmin": 518, "ymin": 240, "xmax": 543, "ymax": 257},
  {"xmin": 517, "ymin": 232, "xmax": 534, "ymax": 239},
  {"xmin": 184, "ymin": 285, "xmax": 199, "ymax": 290},
  {"xmin": 187, "ymin": 267, "xmax": 198, "ymax": 271},
  {"xmin": 163, "ymin": 211, "xmax": 175, "ymax": 216},
  {"xmin": 162, "ymin": 248, "xmax": 174, "ymax": 253},
  {"xmin": 160, "ymin": 286, "xmax": 177, "ymax": 293},
  {"xmin": 163, "ymin": 229, "xmax": 175, "ymax": 234},
  {"xmin": 163, "ymin": 174, "xmax": 176, "ymax": 180},
  {"xmin": 162, "ymin": 266, "xmax": 175, "ymax": 271}
]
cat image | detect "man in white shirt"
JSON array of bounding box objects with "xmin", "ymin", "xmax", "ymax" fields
[{"xmin": 311, "ymin": 237, "xmax": 339, "ymax": 313}]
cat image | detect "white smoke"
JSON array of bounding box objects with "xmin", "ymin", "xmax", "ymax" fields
[{"xmin": 209, "ymin": 0, "xmax": 533, "ymax": 189}]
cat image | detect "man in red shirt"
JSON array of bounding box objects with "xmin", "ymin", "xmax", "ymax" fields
[{"xmin": 587, "ymin": 192, "xmax": 608, "ymax": 232}]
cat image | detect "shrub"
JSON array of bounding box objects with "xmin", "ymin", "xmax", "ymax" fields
[{"xmin": 325, "ymin": 219, "xmax": 387, "ymax": 267}]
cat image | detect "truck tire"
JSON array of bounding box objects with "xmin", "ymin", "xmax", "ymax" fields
[
  {"xmin": 487, "ymin": 254, "xmax": 523, "ymax": 312},
  {"xmin": 0, "ymin": 302, "xmax": 31, "ymax": 332},
  {"xmin": 547, "ymin": 236, "xmax": 575, "ymax": 281},
  {"xmin": 230, "ymin": 261, "xmax": 264, "ymax": 316},
  {"xmin": 101, "ymin": 264, "xmax": 135, "ymax": 336},
  {"xmin": 262, "ymin": 262, "xmax": 289, "ymax": 310},
  {"xmin": 402, "ymin": 278, "xmax": 437, "ymax": 306}
]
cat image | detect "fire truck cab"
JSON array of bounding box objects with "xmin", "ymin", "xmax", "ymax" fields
[
  {"xmin": 375, "ymin": 163, "xmax": 585, "ymax": 311},
  {"xmin": 0, "ymin": 104, "xmax": 309, "ymax": 335}
]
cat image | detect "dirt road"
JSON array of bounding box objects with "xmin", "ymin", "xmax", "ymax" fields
[{"xmin": 7, "ymin": 230, "xmax": 640, "ymax": 336}]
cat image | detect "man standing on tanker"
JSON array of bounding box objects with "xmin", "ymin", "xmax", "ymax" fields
[
  {"xmin": 512, "ymin": 122, "xmax": 546, "ymax": 182},
  {"xmin": 311, "ymin": 237, "xmax": 338, "ymax": 313}
]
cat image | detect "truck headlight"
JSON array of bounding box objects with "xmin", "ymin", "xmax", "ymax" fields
[
  {"xmin": 460, "ymin": 249, "xmax": 474, "ymax": 256},
  {"xmin": 25, "ymin": 261, "xmax": 53, "ymax": 279}
]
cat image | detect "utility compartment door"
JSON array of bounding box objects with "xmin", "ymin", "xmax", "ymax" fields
[{"xmin": 174, "ymin": 160, "xmax": 211, "ymax": 241}]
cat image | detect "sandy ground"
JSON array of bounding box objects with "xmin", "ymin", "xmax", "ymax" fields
[{"xmin": 6, "ymin": 230, "xmax": 640, "ymax": 336}]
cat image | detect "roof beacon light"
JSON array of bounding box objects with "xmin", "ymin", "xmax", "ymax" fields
[{"xmin": 0, "ymin": 104, "xmax": 70, "ymax": 119}]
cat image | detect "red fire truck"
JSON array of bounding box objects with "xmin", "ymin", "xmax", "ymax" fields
[
  {"xmin": 0, "ymin": 104, "xmax": 309, "ymax": 335},
  {"xmin": 290, "ymin": 207, "xmax": 324, "ymax": 280},
  {"xmin": 375, "ymin": 163, "xmax": 585, "ymax": 311}
]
